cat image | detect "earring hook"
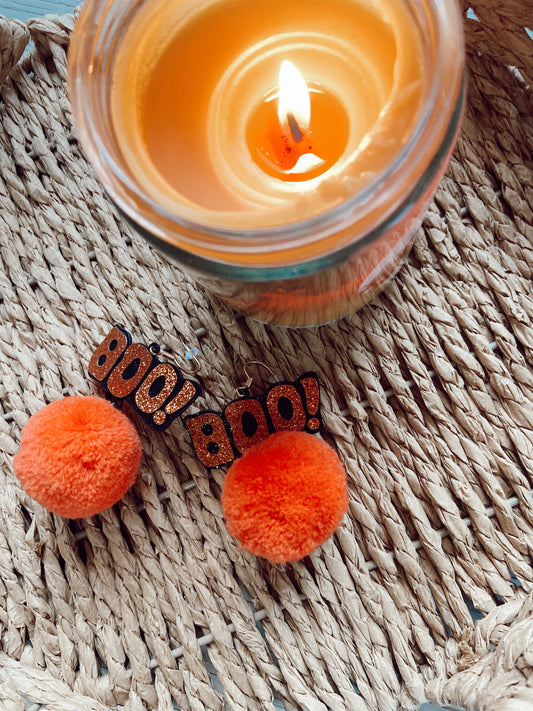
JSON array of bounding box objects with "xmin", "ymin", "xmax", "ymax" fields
[
  {"xmin": 182, "ymin": 346, "xmax": 201, "ymax": 375},
  {"xmin": 236, "ymin": 360, "xmax": 277, "ymax": 397}
]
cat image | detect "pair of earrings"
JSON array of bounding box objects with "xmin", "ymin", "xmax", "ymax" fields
[
  {"xmin": 14, "ymin": 325, "xmax": 348, "ymax": 563},
  {"xmin": 87, "ymin": 325, "xmax": 323, "ymax": 470}
]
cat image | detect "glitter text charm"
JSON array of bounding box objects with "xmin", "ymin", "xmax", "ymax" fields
[
  {"xmin": 88, "ymin": 325, "xmax": 201, "ymax": 431},
  {"xmin": 184, "ymin": 372, "xmax": 321, "ymax": 468}
]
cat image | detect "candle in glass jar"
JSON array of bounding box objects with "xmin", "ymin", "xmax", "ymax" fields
[
  {"xmin": 70, "ymin": 0, "xmax": 464, "ymax": 326},
  {"xmin": 111, "ymin": 0, "xmax": 424, "ymax": 229}
]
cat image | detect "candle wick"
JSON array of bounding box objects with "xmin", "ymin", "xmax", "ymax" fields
[{"xmin": 287, "ymin": 113, "xmax": 304, "ymax": 143}]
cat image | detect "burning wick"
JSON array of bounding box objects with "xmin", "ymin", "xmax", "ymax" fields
[
  {"xmin": 247, "ymin": 59, "xmax": 346, "ymax": 181},
  {"xmin": 277, "ymin": 60, "xmax": 324, "ymax": 174},
  {"xmin": 287, "ymin": 113, "xmax": 303, "ymax": 143}
]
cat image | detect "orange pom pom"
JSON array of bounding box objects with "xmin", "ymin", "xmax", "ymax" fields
[
  {"xmin": 221, "ymin": 430, "xmax": 348, "ymax": 563},
  {"xmin": 13, "ymin": 396, "xmax": 142, "ymax": 518}
]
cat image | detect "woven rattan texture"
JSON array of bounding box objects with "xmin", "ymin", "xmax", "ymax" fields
[{"xmin": 0, "ymin": 2, "xmax": 531, "ymax": 710}]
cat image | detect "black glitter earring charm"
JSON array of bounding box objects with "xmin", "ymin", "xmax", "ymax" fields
[
  {"xmin": 183, "ymin": 363, "xmax": 321, "ymax": 468},
  {"xmin": 88, "ymin": 325, "xmax": 201, "ymax": 431}
]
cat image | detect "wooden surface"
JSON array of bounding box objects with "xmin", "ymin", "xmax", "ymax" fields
[{"xmin": 0, "ymin": 0, "xmax": 77, "ymax": 20}]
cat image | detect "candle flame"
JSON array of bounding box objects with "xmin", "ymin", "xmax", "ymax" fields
[{"xmin": 277, "ymin": 60, "xmax": 311, "ymax": 139}]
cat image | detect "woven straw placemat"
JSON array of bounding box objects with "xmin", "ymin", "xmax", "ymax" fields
[{"xmin": 0, "ymin": 2, "xmax": 531, "ymax": 710}]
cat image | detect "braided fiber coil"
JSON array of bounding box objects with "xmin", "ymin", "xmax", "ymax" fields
[{"xmin": 0, "ymin": 2, "xmax": 531, "ymax": 709}]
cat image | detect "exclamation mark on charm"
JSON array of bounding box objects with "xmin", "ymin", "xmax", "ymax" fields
[
  {"xmin": 164, "ymin": 380, "xmax": 200, "ymax": 417},
  {"xmin": 300, "ymin": 374, "xmax": 321, "ymax": 432}
]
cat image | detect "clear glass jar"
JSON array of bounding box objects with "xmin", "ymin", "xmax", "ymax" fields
[{"xmin": 69, "ymin": 0, "xmax": 464, "ymax": 327}]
